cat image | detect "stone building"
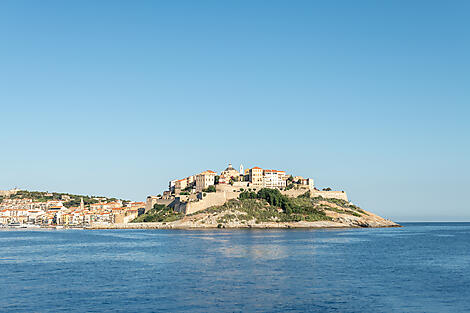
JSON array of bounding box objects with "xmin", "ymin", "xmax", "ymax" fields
[
  {"xmin": 249, "ymin": 167, "xmax": 264, "ymax": 186},
  {"xmin": 196, "ymin": 170, "xmax": 217, "ymax": 191},
  {"xmin": 219, "ymin": 163, "xmax": 242, "ymax": 184},
  {"xmin": 263, "ymin": 170, "xmax": 287, "ymax": 188},
  {"xmin": 174, "ymin": 179, "xmax": 188, "ymax": 194}
]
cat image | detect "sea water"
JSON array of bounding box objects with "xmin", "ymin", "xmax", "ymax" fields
[{"xmin": 1, "ymin": 223, "xmax": 469, "ymax": 312}]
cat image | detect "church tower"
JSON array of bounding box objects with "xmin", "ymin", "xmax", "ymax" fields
[
  {"xmin": 80, "ymin": 197, "xmax": 84, "ymax": 210},
  {"xmin": 240, "ymin": 164, "xmax": 244, "ymax": 175}
]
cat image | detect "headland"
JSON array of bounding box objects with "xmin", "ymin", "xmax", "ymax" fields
[{"xmin": 0, "ymin": 163, "xmax": 400, "ymax": 229}]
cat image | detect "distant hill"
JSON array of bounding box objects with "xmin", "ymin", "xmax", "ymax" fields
[{"xmin": 1, "ymin": 190, "xmax": 127, "ymax": 207}]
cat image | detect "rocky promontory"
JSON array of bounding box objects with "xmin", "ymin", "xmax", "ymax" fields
[{"xmin": 90, "ymin": 190, "xmax": 399, "ymax": 229}]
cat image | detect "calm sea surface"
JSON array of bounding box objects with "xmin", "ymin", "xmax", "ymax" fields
[{"xmin": 1, "ymin": 223, "xmax": 469, "ymax": 312}]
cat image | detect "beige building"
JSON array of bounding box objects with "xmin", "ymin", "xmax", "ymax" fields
[
  {"xmin": 249, "ymin": 167, "xmax": 264, "ymax": 186},
  {"xmin": 174, "ymin": 179, "xmax": 188, "ymax": 194},
  {"xmin": 186, "ymin": 175, "xmax": 195, "ymax": 187},
  {"xmin": 113, "ymin": 209, "xmax": 138, "ymax": 223},
  {"xmin": 300, "ymin": 178, "xmax": 315, "ymax": 189},
  {"xmin": 219, "ymin": 163, "xmax": 242, "ymax": 184},
  {"xmin": 196, "ymin": 170, "xmax": 217, "ymax": 191}
]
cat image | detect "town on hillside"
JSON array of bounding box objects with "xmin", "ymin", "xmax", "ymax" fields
[
  {"xmin": 146, "ymin": 163, "xmax": 348, "ymax": 216},
  {"xmin": 0, "ymin": 189, "xmax": 145, "ymax": 227},
  {"xmin": 0, "ymin": 164, "xmax": 348, "ymax": 228}
]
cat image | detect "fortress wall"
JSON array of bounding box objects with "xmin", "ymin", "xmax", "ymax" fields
[
  {"xmin": 155, "ymin": 199, "xmax": 175, "ymax": 207},
  {"xmin": 0, "ymin": 189, "xmax": 19, "ymax": 197},
  {"xmin": 280, "ymin": 189, "xmax": 310, "ymax": 198},
  {"xmin": 145, "ymin": 197, "xmax": 158, "ymax": 213},
  {"xmin": 311, "ymin": 190, "xmax": 348, "ymax": 201},
  {"xmin": 231, "ymin": 182, "xmax": 249, "ymax": 188},
  {"xmin": 216, "ymin": 185, "xmax": 244, "ymax": 201},
  {"xmin": 146, "ymin": 197, "xmax": 177, "ymax": 213},
  {"xmin": 281, "ymin": 188, "xmax": 348, "ymax": 201},
  {"xmin": 185, "ymin": 192, "xmax": 227, "ymax": 215}
]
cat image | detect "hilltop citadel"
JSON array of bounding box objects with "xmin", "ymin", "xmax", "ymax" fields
[{"xmin": 145, "ymin": 163, "xmax": 348, "ymax": 215}]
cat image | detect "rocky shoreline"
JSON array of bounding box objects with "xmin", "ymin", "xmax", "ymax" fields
[{"xmin": 86, "ymin": 215, "xmax": 401, "ymax": 230}]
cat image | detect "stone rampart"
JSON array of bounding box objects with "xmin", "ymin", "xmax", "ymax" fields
[
  {"xmin": 184, "ymin": 192, "xmax": 227, "ymax": 214},
  {"xmin": 281, "ymin": 188, "xmax": 348, "ymax": 201},
  {"xmin": 311, "ymin": 190, "xmax": 348, "ymax": 201},
  {"xmin": 146, "ymin": 196, "xmax": 178, "ymax": 213},
  {"xmin": 156, "ymin": 199, "xmax": 175, "ymax": 207},
  {"xmin": 216, "ymin": 184, "xmax": 245, "ymax": 201},
  {"xmin": 147, "ymin": 186, "xmax": 349, "ymax": 216},
  {"xmin": 0, "ymin": 189, "xmax": 19, "ymax": 197},
  {"xmin": 280, "ymin": 189, "xmax": 310, "ymax": 198}
]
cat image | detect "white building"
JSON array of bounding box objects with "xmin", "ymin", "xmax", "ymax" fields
[{"xmin": 263, "ymin": 170, "xmax": 287, "ymax": 188}]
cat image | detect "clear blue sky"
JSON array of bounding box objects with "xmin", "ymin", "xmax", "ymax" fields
[{"xmin": 1, "ymin": 0, "xmax": 469, "ymax": 221}]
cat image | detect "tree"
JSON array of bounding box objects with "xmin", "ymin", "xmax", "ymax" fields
[
  {"xmin": 203, "ymin": 185, "xmax": 216, "ymax": 193},
  {"xmin": 239, "ymin": 191, "xmax": 257, "ymax": 200},
  {"xmin": 256, "ymin": 188, "xmax": 291, "ymax": 212}
]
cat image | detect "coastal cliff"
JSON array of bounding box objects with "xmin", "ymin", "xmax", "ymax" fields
[{"xmin": 91, "ymin": 192, "xmax": 399, "ymax": 229}]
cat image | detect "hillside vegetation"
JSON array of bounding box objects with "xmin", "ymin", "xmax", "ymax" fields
[
  {"xmin": 2, "ymin": 190, "xmax": 123, "ymax": 207},
  {"xmin": 132, "ymin": 204, "xmax": 183, "ymax": 223}
]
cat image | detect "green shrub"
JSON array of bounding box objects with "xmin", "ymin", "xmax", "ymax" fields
[
  {"xmin": 203, "ymin": 185, "xmax": 216, "ymax": 193},
  {"xmin": 131, "ymin": 204, "xmax": 183, "ymax": 223},
  {"xmin": 239, "ymin": 191, "xmax": 257, "ymax": 200}
]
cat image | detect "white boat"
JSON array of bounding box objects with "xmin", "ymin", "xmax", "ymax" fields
[
  {"xmin": 24, "ymin": 224, "xmax": 41, "ymax": 229},
  {"xmin": 7, "ymin": 223, "xmax": 26, "ymax": 228}
]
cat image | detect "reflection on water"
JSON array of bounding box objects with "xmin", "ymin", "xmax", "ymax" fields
[{"xmin": 217, "ymin": 243, "xmax": 288, "ymax": 260}]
